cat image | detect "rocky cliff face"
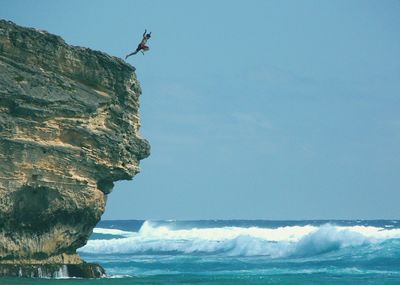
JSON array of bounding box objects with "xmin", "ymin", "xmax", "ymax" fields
[{"xmin": 0, "ymin": 20, "xmax": 150, "ymax": 277}]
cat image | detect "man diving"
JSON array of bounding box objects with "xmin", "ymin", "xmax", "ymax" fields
[{"xmin": 125, "ymin": 29, "xmax": 151, "ymax": 59}]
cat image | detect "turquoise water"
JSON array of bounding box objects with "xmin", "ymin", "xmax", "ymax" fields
[
  {"xmin": 2, "ymin": 220, "xmax": 400, "ymax": 284},
  {"xmin": 2, "ymin": 274, "xmax": 400, "ymax": 285}
]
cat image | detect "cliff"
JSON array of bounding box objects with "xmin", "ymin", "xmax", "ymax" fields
[{"xmin": 0, "ymin": 20, "xmax": 150, "ymax": 277}]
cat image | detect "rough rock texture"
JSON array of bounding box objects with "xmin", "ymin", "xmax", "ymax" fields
[{"xmin": 0, "ymin": 20, "xmax": 150, "ymax": 277}]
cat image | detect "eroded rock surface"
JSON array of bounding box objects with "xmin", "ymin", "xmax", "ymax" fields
[{"xmin": 0, "ymin": 20, "xmax": 150, "ymax": 277}]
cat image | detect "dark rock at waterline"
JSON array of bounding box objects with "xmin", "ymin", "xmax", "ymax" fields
[
  {"xmin": 0, "ymin": 262, "xmax": 105, "ymax": 278},
  {"xmin": 0, "ymin": 20, "xmax": 150, "ymax": 277}
]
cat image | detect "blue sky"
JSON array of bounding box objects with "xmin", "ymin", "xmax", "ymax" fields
[{"xmin": 2, "ymin": 0, "xmax": 400, "ymax": 219}]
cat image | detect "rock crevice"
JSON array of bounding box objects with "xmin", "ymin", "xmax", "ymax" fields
[{"xmin": 0, "ymin": 20, "xmax": 150, "ymax": 277}]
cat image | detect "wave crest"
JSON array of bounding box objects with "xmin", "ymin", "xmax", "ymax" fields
[{"xmin": 79, "ymin": 221, "xmax": 400, "ymax": 258}]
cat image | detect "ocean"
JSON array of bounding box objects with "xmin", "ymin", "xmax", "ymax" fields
[{"xmin": 2, "ymin": 220, "xmax": 400, "ymax": 284}]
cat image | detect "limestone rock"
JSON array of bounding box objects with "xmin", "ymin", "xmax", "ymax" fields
[{"xmin": 0, "ymin": 20, "xmax": 150, "ymax": 277}]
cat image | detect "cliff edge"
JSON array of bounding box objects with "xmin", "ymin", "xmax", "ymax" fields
[{"xmin": 0, "ymin": 20, "xmax": 150, "ymax": 277}]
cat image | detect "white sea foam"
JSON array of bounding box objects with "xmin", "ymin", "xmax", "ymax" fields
[
  {"xmin": 92, "ymin": 228, "xmax": 135, "ymax": 237},
  {"xmin": 137, "ymin": 221, "xmax": 317, "ymax": 242},
  {"xmin": 79, "ymin": 221, "xmax": 400, "ymax": 258}
]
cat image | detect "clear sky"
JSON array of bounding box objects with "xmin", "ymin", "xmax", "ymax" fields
[{"xmin": 2, "ymin": 0, "xmax": 400, "ymax": 220}]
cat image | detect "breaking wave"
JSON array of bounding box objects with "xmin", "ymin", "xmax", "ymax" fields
[
  {"xmin": 92, "ymin": 228, "xmax": 135, "ymax": 237},
  {"xmin": 79, "ymin": 221, "xmax": 400, "ymax": 258}
]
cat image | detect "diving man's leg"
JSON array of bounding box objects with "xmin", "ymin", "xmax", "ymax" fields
[
  {"xmin": 125, "ymin": 49, "xmax": 140, "ymax": 59},
  {"xmin": 140, "ymin": 46, "xmax": 149, "ymax": 55}
]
